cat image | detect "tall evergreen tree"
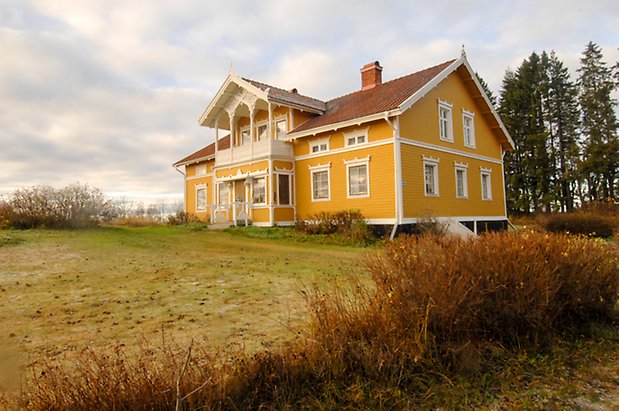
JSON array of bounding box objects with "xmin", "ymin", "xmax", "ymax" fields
[
  {"xmin": 577, "ymin": 42, "xmax": 619, "ymax": 201},
  {"xmin": 544, "ymin": 52, "xmax": 580, "ymax": 211},
  {"xmin": 476, "ymin": 72, "xmax": 497, "ymax": 107},
  {"xmin": 499, "ymin": 52, "xmax": 553, "ymax": 213}
]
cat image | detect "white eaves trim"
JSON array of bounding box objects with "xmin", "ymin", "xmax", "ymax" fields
[
  {"xmin": 198, "ymin": 70, "xmax": 269, "ymax": 127},
  {"xmin": 173, "ymin": 154, "xmax": 215, "ymax": 168},
  {"xmin": 285, "ymin": 109, "xmax": 400, "ymax": 140}
]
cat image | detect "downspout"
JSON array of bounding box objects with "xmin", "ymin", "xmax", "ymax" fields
[
  {"xmin": 174, "ymin": 165, "xmax": 187, "ymax": 212},
  {"xmin": 384, "ymin": 113, "xmax": 402, "ymax": 240}
]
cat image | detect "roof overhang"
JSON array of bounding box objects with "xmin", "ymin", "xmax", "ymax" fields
[
  {"xmin": 173, "ymin": 154, "xmax": 215, "ymax": 168},
  {"xmin": 284, "ymin": 55, "xmax": 514, "ymax": 151},
  {"xmin": 198, "ymin": 71, "xmax": 269, "ymax": 129}
]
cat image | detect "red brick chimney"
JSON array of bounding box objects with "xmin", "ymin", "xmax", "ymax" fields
[{"xmin": 360, "ymin": 61, "xmax": 383, "ymax": 91}]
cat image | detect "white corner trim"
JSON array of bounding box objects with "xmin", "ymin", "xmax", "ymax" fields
[{"xmin": 343, "ymin": 155, "xmax": 371, "ymax": 166}]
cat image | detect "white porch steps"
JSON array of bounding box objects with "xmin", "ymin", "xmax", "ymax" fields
[{"xmin": 443, "ymin": 219, "xmax": 477, "ymax": 238}]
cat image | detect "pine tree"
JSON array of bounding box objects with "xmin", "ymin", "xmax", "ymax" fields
[{"xmin": 577, "ymin": 42, "xmax": 619, "ymax": 202}]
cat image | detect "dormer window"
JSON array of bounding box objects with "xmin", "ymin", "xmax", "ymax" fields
[{"xmin": 438, "ymin": 100, "xmax": 453, "ymax": 142}]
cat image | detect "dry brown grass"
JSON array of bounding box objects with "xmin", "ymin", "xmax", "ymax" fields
[{"xmin": 9, "ymin": 230, "xmax": 618, "ymax": 410}]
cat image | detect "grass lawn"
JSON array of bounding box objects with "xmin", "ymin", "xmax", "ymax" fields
[{"xmin": 0, "ymin": 226, "xmax": 365, "ymax": 366}]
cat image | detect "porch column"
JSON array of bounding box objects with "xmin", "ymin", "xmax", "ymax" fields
[
  {"xmin": 267, "ymin": 103, "xmax": 273, "ymax": 151},
  {"xmin": 249, "ymin": 107, "xmax": 255, "ymax": 159},
  {"xmin": 228, "ymin": 111, "xmax": 235, "ymax": 163}
]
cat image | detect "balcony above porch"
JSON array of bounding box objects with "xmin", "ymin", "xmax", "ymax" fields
[{"xmin": 215, "ymin": 138, "xmax": 293, "ymax": 167}]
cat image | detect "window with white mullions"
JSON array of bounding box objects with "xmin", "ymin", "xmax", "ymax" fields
[
  {"xmin": 438, "ymin": 100, "xmax": 453, "ymax": 142},
  {"xmin": 348, "ymin": 164, "xmax": 368, "ymax": 197},
  {"xmin": 481, "ymin": 170, "xmax": 492, "ymax": 200},
  {"xmin": 455, "ymin": 166, "xmax": 468, "ymax": 198},
  {"xmin": 423, "ymin": 159, "xmax": 439, "ymax": 196},
  {"xmin": 462, "ymin": 110, "xmax": 476, "ymax": 148},
  {"xmin": 312, "ymin": 170, "xmax": 329, "ymax": 200},
  {"xmin": 196, "ymin": 186, "xmax": 207, "ymax": 210},
  {"xmin": 252, "ymin": 177, "xmax": 266, "ymax": 204},
  {"xmin": 277, "ymin": 174, "xmax": 291, "ymax": 205}
]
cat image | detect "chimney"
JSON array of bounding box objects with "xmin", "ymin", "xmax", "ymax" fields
[{"xmin": 360, "ymin": 61, "xmax": 383, "ymax": 90}]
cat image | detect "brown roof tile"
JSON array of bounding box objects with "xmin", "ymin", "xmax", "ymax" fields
[
  {"xmin": 173, "ymin": 135, "xmax": 230, "ymax": 166},
  {"xmin": 292, "ymin": 59, "xmax": 455, "ymax": 133}
]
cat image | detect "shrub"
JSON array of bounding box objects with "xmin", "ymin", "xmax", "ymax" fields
[
  {"xmin": 295, "ymin": 209, "xmax": 373, "ymax": 244},
  {"xmin": 0, "ymin": 184, "xmax": 116, "ymax": 229},
  {"xmin": 544, "ymin": 212, "xmax": 615, "ymax": 238},
  {"xmin": 166, "ymin": 211, "xmax": 200, "ymax": 226}
]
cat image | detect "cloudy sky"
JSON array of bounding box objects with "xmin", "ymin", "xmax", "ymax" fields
[{"xmin": 1, "ymin": 0, "xmax": 618, "ymax": 202}]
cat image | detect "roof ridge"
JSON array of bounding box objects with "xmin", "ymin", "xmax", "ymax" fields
[
  {"xmin": 242, "ymin": 77, "xmax": 326, "ymax": 104},
  {"xmin": 324, "ymin": 59, "xmax": 457, "ymax": 104}
]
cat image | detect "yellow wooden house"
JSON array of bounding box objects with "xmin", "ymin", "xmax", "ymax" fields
[{"xmin": 174, "ymin": 52, "xmax": 514, "ymax": 235}]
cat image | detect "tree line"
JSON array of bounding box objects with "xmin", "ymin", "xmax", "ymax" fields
[{"xmin": 493, "ymin": 41, "xmax": 618, "ymax": 214}]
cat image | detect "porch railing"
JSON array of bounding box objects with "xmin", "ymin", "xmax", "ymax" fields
[{"xmin": 211, "ymin": 202, "xmax": 252, "ymax": 226}]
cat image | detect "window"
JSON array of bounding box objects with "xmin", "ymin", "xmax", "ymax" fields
[
  {"xmin": 257, "ymin": 124, "xmax": 267, "ymax": 141},
  {"xmin": 455, "ymin": 165, "xmax": 468, "ymax": 198},
  {"xmin": 481, "ymin": 170, "xmax": 492, "ymax": 200},
  {"xmin": 310, "ymin": 138, "xmax": 329, "ymax": 154},
  {"xmin": 275, "ymin": 119, "xmax": 287, "ymax": 139},
  {"xmin": 423, "ymin": 158, "xmax": 439, "ymax": 196},
  {"xmin": 462, "ymin": 110, "xmax": 475, "ymax": 148},
  {"xmin": 196, "ymin": 186, "xmax": 207, "ymax": 211},
  {"xmin": 311, "ymin": 171, "xmax": 329, "ymax": 200},
  {"xmin": 252, "ymin": 177, "xmax": 266, "ymax": 204},
  {"xmin": 217, "ymin": 183, "xmax": 230, "ymax": 205},
  {"xmin": 241, "ymin": 128, "xmax": 250, "ymax": 145},
  {"xmin": 348, "ymin": 164, "xmax": 369, "ymax": 197},
  {"xmin": 345, "ymin": 129, "xmax": 368, "ymax": 147},
  {"xmin": 438, "ymin": 100, "xmax": 453, "ymax": 142},
  {"xmin": 277, "ymin": 174, "xmax": 291, "ymax": 205},
  {"xmin": 196, "ymin": 163, "xmax": 207, "ymax": 175}
]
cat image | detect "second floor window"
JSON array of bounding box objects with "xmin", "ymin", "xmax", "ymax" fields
[
  {"xmin": 463, "ymin": 110, "xmax": 475, "ymax": 148},
  {"xmin": 276, "ymin": 119, "xmax": 287, "ymax": 139},
  {"xmin": 438, "ymin": 101, "xmax": 453, "ymax": 142},
  {"xmin": 257, "ymin": 124, "xmax": 267, "ymax": 141}
]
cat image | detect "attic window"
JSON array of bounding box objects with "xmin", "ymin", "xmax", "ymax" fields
[
  {"xmin": 310, "ymin": 137, "xmax": 329, "ymax": 154},
  {"xmin": 462, "ymin": 110, "xmax": 476, "ymax": 148},
  {"xmin": 344, "ymin": 128, "xmax": 368, "ymax": 147},
  {"xmin": 438, "ymin": 100, "xmax": 453, "ymax": 142}
]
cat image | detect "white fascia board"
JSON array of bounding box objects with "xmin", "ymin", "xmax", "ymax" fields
[
  {"xmin": 268, "ymin": 98, "xmax": 325, "ymax": 115},
  {"xmin": 399, "ymin": 57, "xmax": 463, "ymax": 113},
  {"xmin": 284, "ymin": 109, "xmax": 400, "ymax": 140},
  {"xmin": 459, "ymin": 58, "xmax": 515, "ymax": 150},
  {"xmin": 198, "ymin": 74, "xmax": 234, "ymax": 126},
  {"xmin": 174, "ymin": 154, "xmax": 215, "ymax": 168}
]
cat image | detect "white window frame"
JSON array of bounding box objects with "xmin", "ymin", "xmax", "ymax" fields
[
  {"xmin": 195, "ymin": 184, "xmax": 207, "ymax": 211},
  {"xmin": 438, "ymin": 100, "xmax": 454, "ymax": 142},
  {"xmin": 344, "ymin": 156, "xmax": 370, "ymax": 198},
  {"xmin": 462, "ymin": 109, "xmax": 476, "ymax": 148},
  {"xmin": 252, "ymin": 177, "xmax": 266, "ymax": 205},
  {"xmin": 481, "ymin": 168, "xmax": 492, "ymax": 201},
  {"xmin": 423, "ymin": 156, "xmax": 440, "ymax": 197},
  {"xmin": 309, "ymin": 137, "xmax": 330, "ymax": 154},
  {"xmin": 196, "ymin": 163, "xmax": 207, "ymax": 175},
  {"xmin": 276, "ymin": 173, "xmax": 292, "ymax": 205},
  {"xmin": 217, "ymin": 182, "xmax": 230, "ymax": 205},
  {"xmin": 275, "ymin": 117, "xmax": 288, "ymax": 140},
  {"xmin": 256, "ymin": 122, "xmax": 268, "ymax": 142},
  {"xmin": 454, "ymin": 162, "xmax": 468, "ymax": 199},
  {"xmin": 344, "ymin": 127, "xmax": 369, "ymax": 147},
  {"xmin": 309, "ymin": 163, "xmax": 331, "ymax": 202}
]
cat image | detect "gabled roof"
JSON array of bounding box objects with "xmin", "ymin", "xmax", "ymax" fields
[
  {"xmin": 173, "ymin": 135, "xmax": 230, "ymax": 167},
  {"xmin": 284, "ymin": 55, "xmax": 514, "ymax": 151},
  {"xmin": 243, "ymin": 78, "xmax": 326, "ymax": 112},
  {"xmin": 291, "ymin": 60, "xmax": 455, "ymax": 134}
]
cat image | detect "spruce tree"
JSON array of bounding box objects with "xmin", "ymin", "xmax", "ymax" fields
[
  {"xmin": 577, "ymin": 42, "xmax": 618, "ymax": 202},
  {"xmin": 545, "ymin": 52, "xmax": 580, "ymax": 211}
]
